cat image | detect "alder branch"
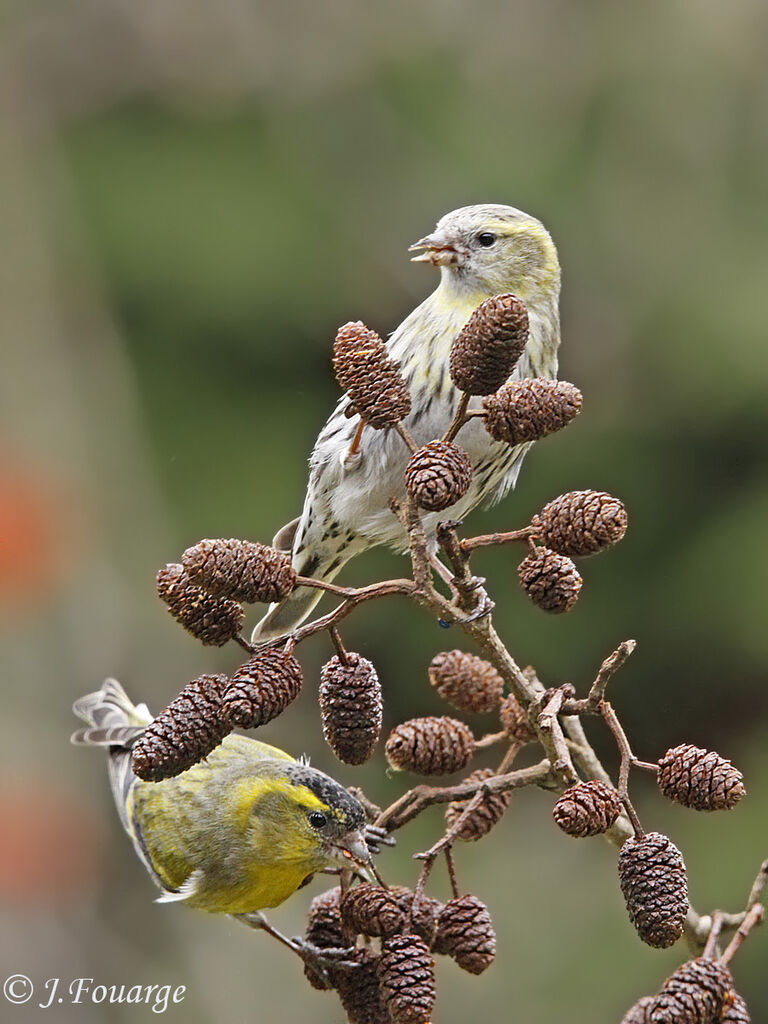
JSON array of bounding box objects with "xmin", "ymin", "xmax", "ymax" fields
[{"xmin": 374, "ymin": 759, "xmax": 555, "ymax": 832}]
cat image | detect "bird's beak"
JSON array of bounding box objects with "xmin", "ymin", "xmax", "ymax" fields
[
  {"xmin": 408, "ymin": 233, "xmax": 465, "ymax": 266},
  {"xmin": 333, "ymin": 829, "xmax": 374, "ymax": 880}
]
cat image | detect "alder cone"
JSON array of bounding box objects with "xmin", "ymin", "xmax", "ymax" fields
[
  {"xmin": 518, "ymin": 547, "xmax": 582, "ymax": 613},
  {"xmin": 385, "ymin": 716, "xmax": 475, "ymax": 775},
  {"xmin": 553, "ymin": 780, "xmax": 623, "ymax": 838},
  {"xmin": 649, "ymin": 957, "xmax": 733, "ymax": 1024},
  {"xmin": 483, "ymin": 378, "xmax": 582, "ymax": 444},
  {"xmin": 304, "ymin": 887, "xmax": 344, "ymax": 991},
  {"xmin": 433, "ymin": 895, "xmax": 496, "ymax": 974},
  {"xmin": 621, "ymin": 996, "xmax": 655, "ymax": 1023},
  {"xmin": 618, "ymin": 832, "xmax": 689, "ymax": 949},
  {"xmin": 449, "ymin": 293, "xmax": 529, "ymax": 395},
  {"xmin": 533, "ymin": 489, "xmax": 628, "ymax": 557},
  {"xmin": 333, "ymin": 321, "xmax": 411, "ymax": 430},
  {"xmin": 157, "ymin": 562, "xmax": 243, "ymax": 646},
  {"xmin": 182, "ymin": 537, "xmax": 296, "ymax": 604},
  {"xmin": 405, "ymin": 441, "xmax": 472, "ymax": 512},
  {"xmin": 377, "ymin": 934, "xmax": 436, "ymax": 1024},
  {"xmin": 657, "ymin": 744, "xmax": 745, "ymax": 811},
  {"xmin": 388, "ymin": 887, "xmax": 442, "ymax": 946},
  {"xmin": 340, "ymin": 883, "xmax": 404, "ymax": 938},
  {"xmin": 319, "ymin": 652, "xmax": 382, "ymax": 764},
  {"xmin": 335, "ymin": 947, "xmax": 392, "ymax": 1024},
  {"xmin": 131, "ymin": 674, "xmax": 231, "ymax": 781},
  {"xmin": 720, "ymin": 992, "xmax": 751, "ymax": 1023},
  {"xmin": 499, "ymin": 692, "xmax": 537, "ymax": 744},
  {"xmin": 444, "ymin": 768, "xmax": 511, "ymax": 841},
  {"xmin": 224, "ymin": 648, "xmax": 303, "ymax": 728},
  {"xmin": 428, "ymin": 649, "xmax": 504, "ymax": 714}
]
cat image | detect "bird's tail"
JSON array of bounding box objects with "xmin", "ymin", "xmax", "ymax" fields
[
  {"xmin": 71, "ymin": 677, "xmax": 151, "ymax": 748},
  {"xmin": 72, "ymin": 678, "xmax": 152, "ymax": 837}
]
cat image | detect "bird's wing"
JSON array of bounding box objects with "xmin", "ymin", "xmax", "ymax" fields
[
  {"xmin": 272, "ymin": 516, "xmax": 301, "ymax": 551},
  {"xmin": 155, "ymin": 869, "xmax": 205, "ymax": 905}
]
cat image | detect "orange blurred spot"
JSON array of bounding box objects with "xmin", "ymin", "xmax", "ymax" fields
[
  {"xmin": 0, "ymin": 454, "xmax": 71, "ymax": 608},
  {"xmin": 0, "ymin": 780, "xmax": 105, "ymax": 906}
]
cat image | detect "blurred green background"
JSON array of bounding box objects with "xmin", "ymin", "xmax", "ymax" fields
[{"xmin": 1, "ymin": 0, "xmax": 766, "ymax": 1020}]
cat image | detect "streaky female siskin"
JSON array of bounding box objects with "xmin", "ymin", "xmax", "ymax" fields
[{"xmin": 253, "ymin": 203, "xmax": 562, "ymax": 642}]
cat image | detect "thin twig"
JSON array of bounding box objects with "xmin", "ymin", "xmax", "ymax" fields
[
  {"xmin": 474, "ymin": 730, "xmax": 508, "ymax": 751},
  {"xmin": 287, "ymin": 579, "xmax": 417, "ymax": 646},
  {"xmin": 234, "ymin": 634, "xmax": 255, "ymax": 654},
  {"xmin": 394, "ymin": 421, "xmax": 418, "ymax": 453},
  {"xmin": 600, "ymin": 701, "xmax": 645, "ymax": 837},
  {"xmin": 497, "ymin": 742, "xmax": 520, "ymax": 774},
  {"xmin": 746, "ymin": 859, "xmax": 768, "ymax": 910},
  {"xmin": 412, "ymin": 787, "xmax": 490, "ymax": 900},
  {"xmin": 328, "ymin": 625, "xmax": 348, "ymax": 664},
  {"xmin": 572, "ymin": 640, "xmax": 637, "ymax": 712},
  {"xmin": 535, "ymin": 687, "xmax": 578, "ymax": 786},
  {"xmin": 373, "ymin": 759, "xmax": 555, "ymax": 832},
  {"xmin": 460, "ymin": 526, "xmax": 534, "ymax": 553},
  {"xmin": 445, "ymin": 848, "xmax": 460, "ymax": 899},
  {"xmin": 442, "ymin": 392, "xmax": 471, "ymax": 444},
  {"xmin": 348, "ymin": 418, "xmax": 365, "ymax": 456},
  {"xmin": 720, "ymin": 903, "xmax": 765, "ymax": 966},
  {"xmin": 702, "ymin": 911, "xmax": 724, "ymax": 960}
]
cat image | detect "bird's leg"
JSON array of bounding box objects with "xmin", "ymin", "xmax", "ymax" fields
[{"xmin": 231, "ymin": 912, "xmax": 360, "ymax": 981}]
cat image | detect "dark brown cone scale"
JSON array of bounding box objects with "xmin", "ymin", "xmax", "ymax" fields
[
  {"xmin": 335, "ymin": 947, "xmax": 392, "ymax": 1024},
  {"xmin": 340, "ymin": 883, "xmax": 404, "ymax": 938},
  {"xmin": 377, "ymin": 934, "xmax": 436, "ymax": 1024},
  {"xmin": 224, "ymin": 648, "xmax": 303, "ymax": 728},
  {"xmin": 182, "ymin": 538, "xmax": 297, "ymax": 604},
  {"xmin": 130, "ymin": 674, "xmax": 231, "ymax": 781},
  {"xmin": 405, "ymin": 440, "xmax": 472, "ymax": 512},
  {"xmin": 449, "ymin": 293, "xmax": 529, "ymax": 395},
  {"xmin": 388, "ymin": 887, "xmax": 442, "ymax": 946},
  {"xmin": 304, "ymin": 887, "xmax": 345, "ymax": 991},
  {"xmin": 649, "ymin": 957, "xmax": 733, "ymax": 1023},
  {"xmin": 618, "ymin": 831, "xmax": 689, "ymax": 948},
  {"xmin": 319, "ymin": 653, "xmax": 382, "ymax": 765},
  {"xmin": 657, "ymin": 744, "xmax": 745, "ymax": 811},
  {"xmin": 428, "ymin": 650, "xmax": 504, "ymax": 714},
  {"xmin": 621, "ymin": 996, "xmax": 655, "ymax": 1023},
  {"xmin": 499, "ymin": 692, "xmax": 537, "ymax": 744},
  {"xmin": 720, "ymin": 992, "xmax": 751, "ymax": 1023},
  {"xmin": 333, "ymin": 321, "xmax": 412, "ymax": 430},
  {"xmin": 157, "ymin": 563, "xmax": 243, "ymax": 646},
  {"xmin": 433, "ymin": 895, "xmax": 496, "ymax": 974},
  {"xmin": 518, "ymin": 547, "xmax": 582, "ymax": 613},
  {"xmin": 533, "ymin": 489, "xmax": 628, "ymax": 557},
  {"xmin": 444, "ymin": 768, "xmax": 511, "ymax": 841},
  {"xmin": 553, "ymin": 780, "xmax": 623, "ymax": 837},
  {"xmin": 483, "ymin": 378, "xmax": 583, "ymax": 445},
  {"xmin": 385, "ymin": 716, "xmax": 475, "ymax": 775}
]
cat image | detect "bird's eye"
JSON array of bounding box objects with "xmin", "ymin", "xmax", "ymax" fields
[
  {"xmin": 308, "ymin": 811, "xmax": 327, "ymax": 829},
  {"xmin": 476, "ymin": 232, "xmax": 496, "ymax": 247}
]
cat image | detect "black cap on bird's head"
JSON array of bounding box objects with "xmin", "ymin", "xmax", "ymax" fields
[{"xmin": 284, "ymin": 762, "xmax": 370, "ymax": 869}]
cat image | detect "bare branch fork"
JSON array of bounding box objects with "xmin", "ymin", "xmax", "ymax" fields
[
  {"xmin": 146, "ymin": 298, "xmax": 765, "ymax": 1014},
  {"xmin": 262, "ymin": 483, "xmax": 762, "ymax": 958}
]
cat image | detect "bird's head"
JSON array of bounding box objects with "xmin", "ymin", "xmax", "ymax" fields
[
  {"xmin": 409, "ymin": 204, "xmax": 560, "ymax": 305},
  {"xmin": 241, "ymin": 761, "xmax": 370, "ymax": 874}
]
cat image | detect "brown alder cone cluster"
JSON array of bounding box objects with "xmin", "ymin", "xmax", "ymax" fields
[{"xmin": 125, "ymin": 292, "xmax": 762, "ymax": 1022}]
